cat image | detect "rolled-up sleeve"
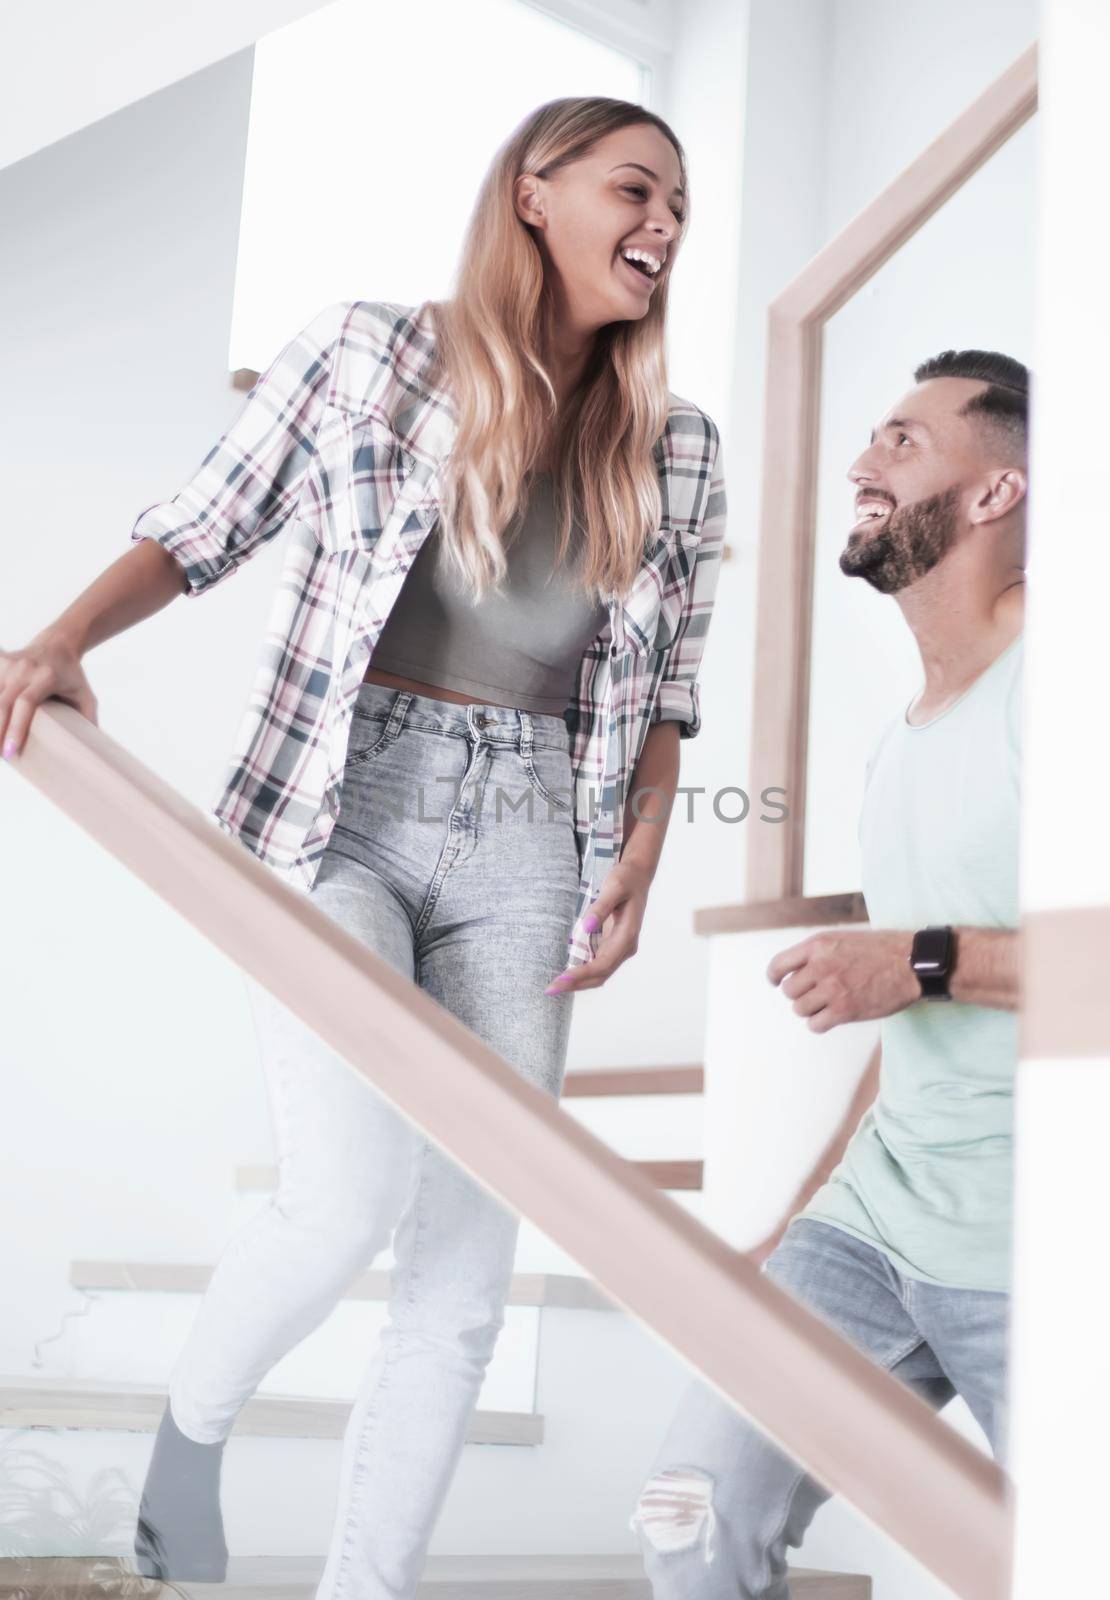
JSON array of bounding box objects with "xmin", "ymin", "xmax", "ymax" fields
[
  {"xmin": 649, "ymin": 424, "xmax": 728, "ymax": 739},
  {"xmin": 129, "ymin": 300, "xmax": 352, "ymax": 596}
]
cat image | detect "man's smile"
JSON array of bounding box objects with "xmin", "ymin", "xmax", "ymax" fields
[{"xmin": 851, "ymin": 494, "xmax": 894, "ymax": 533}]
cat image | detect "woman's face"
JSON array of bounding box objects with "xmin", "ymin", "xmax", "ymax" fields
[{"xmin": 514, "ymin": 122, "xmax": 686, "ymax": 335}]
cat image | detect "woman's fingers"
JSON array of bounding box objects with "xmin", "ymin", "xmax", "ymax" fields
[
  {"xmin": 0, "ymin": 664, "xmax": 45, "ymax": 757},
  {"xmin": 0, "ymin": 641, "xmax": 93, "ymax": 758}
]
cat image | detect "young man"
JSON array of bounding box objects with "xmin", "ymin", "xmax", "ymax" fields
[{"xmin": 631, "ymin": 350, "xmax": 1027, "ymax": 1599}]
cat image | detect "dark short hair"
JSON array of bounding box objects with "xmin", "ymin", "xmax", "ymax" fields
[{"xmin": 914, "ymin": 348, "xmax": 1029, "ymax": 458}]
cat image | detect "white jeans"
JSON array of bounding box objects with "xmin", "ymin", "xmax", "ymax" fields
[{"xmin": 166, "ymin": 683, "xmax": 581, "ymax": 1597}]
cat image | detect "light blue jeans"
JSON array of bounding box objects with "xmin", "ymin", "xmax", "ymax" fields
[
  {"xmin": 632, "ymin": 1218, "xmax": 1010, "ymax": 1599},
  {"xmin": 166, "ymin": 682, "xmax": 582, "ymax": 1599}
]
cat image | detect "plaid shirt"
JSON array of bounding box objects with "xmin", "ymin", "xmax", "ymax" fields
[{"xmin": 130, "ymin": 300, "xmax": 727, "ymax": 967}]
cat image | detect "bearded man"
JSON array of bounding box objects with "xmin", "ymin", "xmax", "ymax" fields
[{"xmin": 631, "ymin": 350, "xmax": 1028, "ymax": 1600}]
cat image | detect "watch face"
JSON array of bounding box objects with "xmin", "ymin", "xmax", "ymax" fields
[{"xmin": 913, "ymin": 926, "xmax": 950, "ymax": 973}]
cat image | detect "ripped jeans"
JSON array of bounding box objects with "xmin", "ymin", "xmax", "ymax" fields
[{"xmin": 631, "ymin": 1218, "xmax": 1009, "ymax": 1599}]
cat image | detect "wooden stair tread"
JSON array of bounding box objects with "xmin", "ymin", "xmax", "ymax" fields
[
  {"xmin": 0, "ymin": 1555, "xmax": 869, "ymax": 1597},
  {"xmin": 563, "ymin": 1066, "xmax": 704, "ymax": 1098},
  {"xmin": 634, "ymin": 1159, "xmax": 702, "ymax": 1190},
  {"xmin": 69, "ymin": 1261, "xmax": 617, "ymax": 1312},
  {"xmin": 0, "ymin": 1377, "xmax": 541, "ymax": 1445},
  {"xmin": 235, "ymin": 1160, "xmax": 703, "ymax": 1193},
  {"xmin": 694, "ymin": 892, "xmax": 868, "ymax": 937}
]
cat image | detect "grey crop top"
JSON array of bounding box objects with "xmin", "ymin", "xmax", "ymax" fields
[{"xmin": 371, "ymin": 472, "xmax": 611, "ymax": 715}]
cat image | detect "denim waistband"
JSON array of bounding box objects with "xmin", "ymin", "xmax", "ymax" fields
[{"xmin": 353, "ymin": 679, "xmax": 572, "ymax": 753}]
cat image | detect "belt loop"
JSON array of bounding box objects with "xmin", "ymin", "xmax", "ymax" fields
[
  {"xmin": 387, "ymin": 690, "xmax": 412, "ymax": 736},
  {"xmin": 518, "ymin": 708, "xmax": 534, "ymax": 757}
]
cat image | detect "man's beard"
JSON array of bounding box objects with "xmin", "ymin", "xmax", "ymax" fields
[{"xmin": 839, "ymin": 485, "xmax": 961, "ymax": 594}]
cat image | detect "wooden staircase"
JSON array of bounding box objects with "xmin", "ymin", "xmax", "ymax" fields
[
  {"xmin": 0, "ymin": 1376, "xmax": 540, "ymax": 1445},
  {"xmin": 69, "ymin": 1261, "xmax": 617, "ymax": 1312},
  {"xmin": 235, "ymin": 1063, "xmax": 707, "ymax": 1199},
  {"xmin": 0, "ymin": 1554, "xmax": 871, "ymax": 1597},
  {"xmin": 2, "ymin": 1063, "xmax": 864, "ymax": 1596}
]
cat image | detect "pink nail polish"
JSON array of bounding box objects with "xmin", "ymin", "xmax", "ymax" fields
[
  {"xmin": 3, "ymin": 740, "xmax": 17, "ymax": 760},
  {"xmin": 584, "ymin": 913, "xmax": 599, "ymax": 933}
]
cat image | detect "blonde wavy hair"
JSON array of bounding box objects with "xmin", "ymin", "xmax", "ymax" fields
[{"xmin": 425, "ymin": 97, "xmax": 689, "ymax": 606}]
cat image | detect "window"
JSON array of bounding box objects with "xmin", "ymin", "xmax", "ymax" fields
[{"xmin": 230, "ymin": 0, "xmax": 649, "ymax": 370}]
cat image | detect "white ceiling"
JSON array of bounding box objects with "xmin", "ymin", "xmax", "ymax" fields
[
  {"xmin": 0, "ymin": 0, "xmax": 679, "ymax": 175},
  {"xmin": 0, "ymin": 0, "xmax": 338, "ymax": 172}
]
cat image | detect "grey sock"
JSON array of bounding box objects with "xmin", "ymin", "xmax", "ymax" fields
[{"xmin": 133, "ymin": 1399, "xmax": 229, "ymax": 1581}]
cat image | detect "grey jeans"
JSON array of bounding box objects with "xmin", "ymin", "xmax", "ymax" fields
[
  {"xmin": 632, "ymin": 1218, "xmax": 1010, "ymax": 1600},
  {"xmin": 166, "ymin": 682, "xmax": 582, "ymax": 1599}
]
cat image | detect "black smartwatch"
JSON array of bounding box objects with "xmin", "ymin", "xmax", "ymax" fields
[{"xmin": 909, "ymin": 925, "xmax": 956, "ymax": 1000}]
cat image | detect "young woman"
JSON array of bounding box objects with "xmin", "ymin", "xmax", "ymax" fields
[{"xmin": 0, "ymin": 97, "xmax": 726, "ymax": 1599}]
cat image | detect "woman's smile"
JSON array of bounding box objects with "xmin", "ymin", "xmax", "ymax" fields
[{"xmin": 617, "ymin": 249, "xmax": 658, "ymax": 295}]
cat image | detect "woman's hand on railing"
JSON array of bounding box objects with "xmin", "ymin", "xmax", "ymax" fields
[
  {"xmin": 0, "ymin": 631, "xmax": 98, "ymax": 760},
  {"xmin": 2, "ymin": 540, "xmax": 191, "ymax": 763}
]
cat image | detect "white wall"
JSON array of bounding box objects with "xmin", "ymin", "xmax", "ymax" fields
[
  {"xmin": 0, "ymin": 52, "xmax": 269, "ymax": 1365},
  {"xmin": 624, "ymin": 0, "xmax": 835, "ymax": 1074},
  {"xmin": 714, "ymin": 0, "xmax": 832, "ymax": 898},
  {"xmin": 0, "ymin": 0, "xmax": 337, "ymax": 171},
  {"xmin": 804, "ymin": 0, "xmax": 1038, "ymax": 895},
  {"xmin": 621, "ymin": 0, "xmax": 751, "ymax": 1056},
  {"xmin": 1009, "ymin": 1, "xmax": 1110, "ymax": 1593},
  {"xmin": 691, "ymin": 0, "xmax": 1037, "ymax": 906}
]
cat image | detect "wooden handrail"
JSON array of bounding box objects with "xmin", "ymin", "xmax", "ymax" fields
[{"xmin": 6, "ymin": 702, "xmax": 1011, "ymax": 1600}]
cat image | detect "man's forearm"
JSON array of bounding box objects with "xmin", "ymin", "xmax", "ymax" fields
[
  {"xmin": 617, "ymin": 719, "xmax": 681, "ymax": 885},
  {"xmin": 949, "ymin": 927, "xmax": 1021, "ymax": 1010}
]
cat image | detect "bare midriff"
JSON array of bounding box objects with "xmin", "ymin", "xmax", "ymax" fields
[
  {"xmin": 362, "ymin": 450, "xmax": 558, "ymax": 711},
  {"xmin": 360, "ymin": 660, "xmax": 520, "ymax": 710}
]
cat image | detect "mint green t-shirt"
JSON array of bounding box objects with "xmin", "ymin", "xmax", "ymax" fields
[{"xmin": 800, "ymin": 635, "xmax": 1022, "ymax": 1291}]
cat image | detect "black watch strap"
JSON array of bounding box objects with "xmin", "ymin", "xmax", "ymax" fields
[{"xmin": 909, "ymin": 925, "xmax": 955, "ymax": 1000}]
